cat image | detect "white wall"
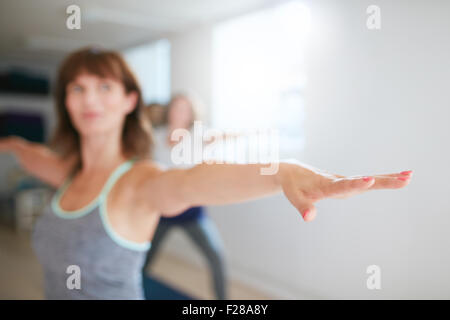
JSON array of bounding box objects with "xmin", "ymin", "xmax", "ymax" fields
[
  {"xmin": 169, "ymin": 24, "xmax": 213, "ymax": 122},
  {"xmin": 162, "ymin": 0, "xmax": 450, "ymax": 299}
]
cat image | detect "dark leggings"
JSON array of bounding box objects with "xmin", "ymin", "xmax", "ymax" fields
[{"xmin": 142, "ymin": 215, "xmax": 227, "ymax": 300}]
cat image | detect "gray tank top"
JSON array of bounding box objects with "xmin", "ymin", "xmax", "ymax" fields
[{"xmin": 31, "ymin": 158, "xmax": 152, "ymax": 300}]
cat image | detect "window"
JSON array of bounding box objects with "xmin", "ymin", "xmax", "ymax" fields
[
  {"xmin": 124, "ymin": 39, "xmax": 171, "ymax": 104},
  {"xmin": 212, "ymin": 1, "xmax": 311, "ymax": 153}
]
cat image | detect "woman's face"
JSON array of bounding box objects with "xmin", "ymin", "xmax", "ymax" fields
[
  {"xmin": 65, "ymin": 73, "xmax": 137, "ymax": 137},
  {"xmin": 167, "ymin": 97, "xmax": 193, "ymax": 129}
]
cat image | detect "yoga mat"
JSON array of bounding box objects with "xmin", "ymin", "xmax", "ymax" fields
[{"xmin": 143, "ymin": 274, "xmax": 196, "ymax": 300}]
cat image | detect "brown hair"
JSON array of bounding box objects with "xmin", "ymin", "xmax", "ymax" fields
[
  {"xmin": 143, "ymin": 103, "xmax": 166, "ymax": 128},
  {"xmin": 164, "ymin": 92, "xmax": 203, "ymax": 128},
  {"xmin": 49, "ymin": 47, "xmax": 153, "ymax": 170}
]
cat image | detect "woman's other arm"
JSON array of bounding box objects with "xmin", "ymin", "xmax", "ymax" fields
[{"xmin": 0, "ymin": 136, "xmax": 78, "ymax": 188}]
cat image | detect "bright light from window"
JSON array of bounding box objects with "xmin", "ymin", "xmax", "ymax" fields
[
  {"xmin": 124, "ymin": 39, "xmax": 171, "ymax": 104},
  {"xmin": 212, "ymin": 1, "xmax": 310, "ymax": 153},
  {"xmin": 274, "ymin": 1, "xmax": 311, "ymax": 41}
]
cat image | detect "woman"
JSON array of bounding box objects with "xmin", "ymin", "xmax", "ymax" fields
[
  {"xmin": 143, "ymin": 94, "xmax": 228, "ymax": 300},
  {"xmin": 0, "ymin": 47, "xmax": 412, "ymax": 300}
]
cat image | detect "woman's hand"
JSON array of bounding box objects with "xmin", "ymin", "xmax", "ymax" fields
[
  {"xmin": 0, "ymin": 136, "xmax": 24, "ymax": 152},
  {"xmin": 0, "ymin": 136, "xmax": 35, "ymax": 170},
  {"xmin": 276, "ymin": 160, "xmax": 413, "ymax": 222},
  {"xmin": 0, "ymin": 135, "xmax": 78, "ymax": 188}
]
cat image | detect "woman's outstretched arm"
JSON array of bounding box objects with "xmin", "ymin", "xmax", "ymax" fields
[
  {"xmin": 0, "ymin": 136, "xmax": 78, "ymax": 188},
  {"xmin": 136, "ymin": 160, "xmax": 412, "ymax": 222}
]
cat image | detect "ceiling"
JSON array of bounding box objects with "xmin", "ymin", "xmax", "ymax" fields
[{"xmin": 0, "ymin": 0, "xmax": 281, "ymax": 63}]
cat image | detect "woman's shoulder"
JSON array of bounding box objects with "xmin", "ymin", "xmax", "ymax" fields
[
  {"xmin": 110, "ymin": 159, "xmax": 165, "ymax": 201},
  {"xmin": 130, "ymin": 158, "xmax": 165, "ymax": 176},
  {"xmin": 126, "ymin": 158, "xmax": 172, "ymax": 186}
]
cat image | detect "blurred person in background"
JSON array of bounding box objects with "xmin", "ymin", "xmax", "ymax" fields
[{"xmin": 142, "ymin": 94, "xmax": 228, "ymax": 300}]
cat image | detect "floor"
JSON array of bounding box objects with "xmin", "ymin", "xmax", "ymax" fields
[{"xmin": 0, "ymin": 223, "xmax": 272, "ymax": 300}]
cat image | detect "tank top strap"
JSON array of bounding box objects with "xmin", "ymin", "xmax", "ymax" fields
[
  {"xmin": 99, "ymin": 157, "xmax": 138, "ymax": 200},
  {"xmin": 51, "ymin": 157, "xmax": 138, "ymax": 218}
]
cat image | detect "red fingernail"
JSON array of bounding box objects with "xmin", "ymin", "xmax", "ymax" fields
[
  {"xmin": 302, "ymin": 209, "xmax": 310, "ymax": 220},
  {"xmin": 363, "ymin": 177, "xmax": 373, "ymax": 182},
  {"xmin": 397, "ymin": 177, "xmax": 409, "ymax": 181},
  {"xmin": 401, "ymin": 171, "xmax": 412, "ymax": 175}
]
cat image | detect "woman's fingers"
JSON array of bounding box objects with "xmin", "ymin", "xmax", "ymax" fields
[
  {"xmin": 325, "ymin": 176, "xmax": 376, "ymax": 198},
  {"xmin": 282, "ymin": 181, "xmax": 317, "ymax": 222},
  {"xmin": 368, "ymin": 172, "xmax": 413, "ymax": 190},
  {"xmin": 350, "ymin": 171, "xmax": 413, "ymax": 190},
  {"xmin": 302, "ymin": 206, "xmax": 317, "ymax": 222},
  {"xmin": 324, "ymin": 171, "xmax": 412, "ymax": 199}
]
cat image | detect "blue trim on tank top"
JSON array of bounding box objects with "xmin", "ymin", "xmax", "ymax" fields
[
  {"xmin": 99, "ymin": 200, "xmax": 151, "ymax": 252},
  {"xmin": 51, "ymin": 157, "xmax": 151, "ymax": 252},
  {"xmin": 51, "ymin": 158, "xmax": 135, "ymax": 218}
]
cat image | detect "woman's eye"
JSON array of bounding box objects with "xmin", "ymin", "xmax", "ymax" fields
[
  {"xmin": 100, "ymin": 83, "xmax": 111, "ymax": 91},
  {"xmin": 71, "ymin": 85, "xmax": 83, "ymax": 93}
]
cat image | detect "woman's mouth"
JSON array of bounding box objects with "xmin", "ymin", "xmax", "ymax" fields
[{"xmin": 82, "ymin": 112, "xmax": 101, "ymax": 119}]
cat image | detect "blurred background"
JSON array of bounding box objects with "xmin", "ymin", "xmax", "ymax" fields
[{"xmin": 0, "ymin": 0, "xmax": 449, "ymax": 299}]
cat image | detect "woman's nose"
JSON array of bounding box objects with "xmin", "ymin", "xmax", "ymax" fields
[{"xmin": 82, "ymin": 89, "xmax": 100, "ymax": 108}]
